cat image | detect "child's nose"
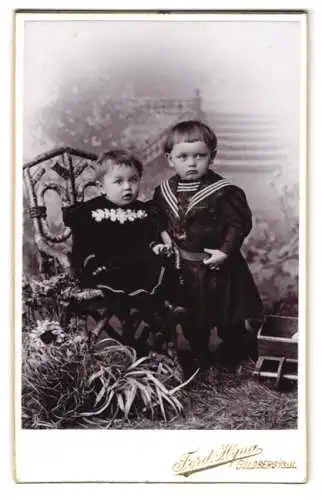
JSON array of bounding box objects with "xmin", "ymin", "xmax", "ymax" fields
[
  {"xmin": 187, "ymin": 156, "xmax": 196, "ymax": 166},
  {"xmin": 123, "ymin": 182, "xmax": 131, "ymax": 190}
]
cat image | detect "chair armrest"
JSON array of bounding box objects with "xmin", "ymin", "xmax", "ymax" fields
[{"xmin": 35, "ymin": 234, "xmax": 71, "ymax": 270}]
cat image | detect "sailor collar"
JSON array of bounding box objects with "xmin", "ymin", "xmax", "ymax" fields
[{"xmin": 160, "ymin": 173, "xmax": 232, "ymax": 219}]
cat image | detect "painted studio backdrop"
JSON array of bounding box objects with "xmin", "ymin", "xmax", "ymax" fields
[
  {"xmin": 23, "ymin": 20, "xmax": 299, "ymax": 305},
  {"xmin": 21, "ymin": 17, "xmax": 301, "ymax": 430}
]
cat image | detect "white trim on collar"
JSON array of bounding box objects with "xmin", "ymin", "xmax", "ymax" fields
[
  {"xmin": 160, "ymin": 178, "xmax": 232, "ymax": 218},
  {"xmin": 160, "ymin": 180, "xmax": 179, "ymax": 218}
]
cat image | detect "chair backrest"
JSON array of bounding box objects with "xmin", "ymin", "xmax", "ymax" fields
[{"xmin": 23, "ymin": 147, "xmax": 99, "ymax": 276}]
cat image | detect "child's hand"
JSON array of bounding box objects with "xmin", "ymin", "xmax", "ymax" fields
[
  {"xmin": 152, "ymin": 244, "xmax": 173, "ymax": 257},
  {"xmin": 203, "ymin": 248, "xmax": 228, "ymax": 270}
]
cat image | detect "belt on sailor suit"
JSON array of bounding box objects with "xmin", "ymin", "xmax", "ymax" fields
[{"xmin": 177, "ymin": 247, "xmax": 208, "ymax": 262}]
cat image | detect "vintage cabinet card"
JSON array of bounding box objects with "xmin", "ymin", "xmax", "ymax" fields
[{"xmin": 14, "ymin": 10, "xmax": 307, "ymax": 484}]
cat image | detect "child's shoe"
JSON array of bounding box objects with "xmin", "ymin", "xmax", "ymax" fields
[
  {"xmin": 177, "ymin": 350, "xmax": 200, "ymax": 381},
  {"xmin": 152, "ymin": 331, "xmax": 168, "ymax": 353},
  {"xmin": 214, "ymin": 341, "xmax": 243, "ymax": 373}
]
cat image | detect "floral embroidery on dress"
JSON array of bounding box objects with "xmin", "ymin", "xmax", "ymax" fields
[{"xmin": 91, "ymin": 207, "xmax": 148, "ymax": 223}]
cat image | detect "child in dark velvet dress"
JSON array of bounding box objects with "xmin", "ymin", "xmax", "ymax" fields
[
  {"xmin": 152, "ymin": 120, "xmax": 263, "ymax": 373},
  {"xmin": 63, "ymin": 149, "xmax": 178, "ymax": 339}
]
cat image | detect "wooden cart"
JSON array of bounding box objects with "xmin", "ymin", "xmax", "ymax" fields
[{"xmin": 253, "ymin": 315, "xmax": 298, "ymax": 390}]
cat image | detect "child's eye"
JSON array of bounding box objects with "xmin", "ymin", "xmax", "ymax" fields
[
  {"xmin": 195, "ymin": 153, "xmax": 206, "ymax": 159},
  {"xmin": 178, "ymin": 154, "xmax": 187, "ymax": 160},
  {"xmin": 114, "ymin": 179, "xmax": 123, "ymax": 184},
  {"xmin": 129, "ymin": 177, "xmax": 139, "ymax": 183}
]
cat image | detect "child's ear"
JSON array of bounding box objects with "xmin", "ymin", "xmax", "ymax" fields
[
  {"xmin": 96, "ymin": 180, "xmax": 104, "ymax": 194},
  {"xmin": 210, "ymin": 148, "xmax": 217, "ymax": 163},
  {"xmin": 164, "ymin": 153, "xmax": 174, "ymax": 168}
]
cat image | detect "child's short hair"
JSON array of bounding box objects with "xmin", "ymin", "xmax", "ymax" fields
[
  {"xmin": 163, "ymin": 120, "xmax": 218, "ymax": 154},
  {"xmin": 95, "ymin": 149, "xmax": 143, "ymax": 181}
]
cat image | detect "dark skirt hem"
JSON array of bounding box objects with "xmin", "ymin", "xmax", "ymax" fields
[{"xmin": 95, "ymin": 266, "xmax": 166, "ymax": 297}]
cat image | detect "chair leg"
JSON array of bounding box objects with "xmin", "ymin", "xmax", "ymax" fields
[
  {"xmin": 91, "ymin": 316, "xmax": 111, "ymax": 338},
  {"xmin": 85, "ymin": 309, "xmax": 113, "ymax": 341},
  {"xmin": 60, "ymin": 302, "xmax": 74, "ymax": 330},
  {"xmin": 121, "ymin": 309, "xmax": 136, "ymax": 345}
]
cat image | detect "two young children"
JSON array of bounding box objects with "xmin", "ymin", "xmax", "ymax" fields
[{"xmin": 64, "ymin": 120, "xmax": 263, "ymax": 372}]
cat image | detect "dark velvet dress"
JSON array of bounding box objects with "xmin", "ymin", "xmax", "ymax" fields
[
  {"xmin": 63, "ymin": 196, "xmax": 168, "ymax": 308},
  {"xmin": 152, "ymin": 170, "xmax": 263, "ymax": 361}
]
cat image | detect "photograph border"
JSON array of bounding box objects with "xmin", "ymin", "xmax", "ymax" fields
[{"xmin": 13, "ymin": 8, "xmax": 307, "ymax": 485}]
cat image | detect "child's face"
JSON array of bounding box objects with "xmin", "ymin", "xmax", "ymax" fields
[
  {"xmin": 102, "ymin": 163, "xmax": 140, "ymax": 206},
  {"xmin": 166, "ymin": 140, "xmax": 213, "ymax": 181}
]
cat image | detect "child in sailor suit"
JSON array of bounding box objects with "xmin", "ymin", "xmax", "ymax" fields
[{"xmin": 152, "ymin": 120, "xmax": 263, "ymax": 373}]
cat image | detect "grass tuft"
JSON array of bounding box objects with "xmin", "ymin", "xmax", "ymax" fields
[{"xmin": 22, "ymin": 322, "xmax": 192, "ymax": 429}]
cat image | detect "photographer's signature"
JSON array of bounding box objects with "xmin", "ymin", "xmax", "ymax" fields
[{"xmin": 172, "ymin": 444, "xmax": 297, "ymax": 477}]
